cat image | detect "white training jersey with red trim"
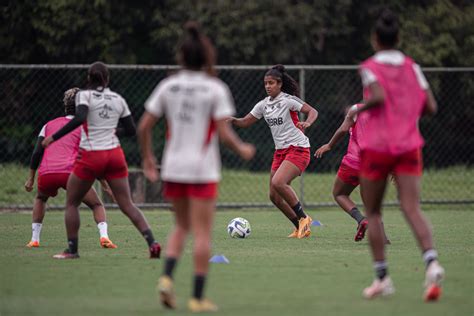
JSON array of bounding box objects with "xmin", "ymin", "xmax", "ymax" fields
[
  {"xmin": 75, "ymin": 88, "xmax": 131, "ymax": 151},
  {"xmin": 250, "ymin": 92, "xmax": 310, "ymax": 149},
  {"xmin": 145, "ymin": 70, "xmax": 235, "ymax": 183}
]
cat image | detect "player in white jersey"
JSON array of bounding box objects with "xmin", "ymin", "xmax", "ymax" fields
[
  {"xmin": 138, "ymin": 22, "xmax": 255, "ymax": 312},
  {"xmin": 229, "ymin": 64, "xmax": 318, "ymax": 239},
  {"xmin": 42, "ymin": 62, "xmax": 161, "ymax": 260}
]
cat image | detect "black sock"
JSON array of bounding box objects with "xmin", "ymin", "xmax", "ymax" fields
[
  {"xmin": 290, "ymin": 217, "xmax": 299, "ymax": 228},
  {"xmin": 67, "ymin": 238, "xmax": 78, "ymax": 254},
  {"xmin": 164, "ymin": 257, "xmax": 177, "ymax": 278},
  {"xmin": 141, "ymin": 229, "xmax": 156, "ymax": 247},
  {"xmin": 193, "ymin": 274, "xmax": 206, "ymax": 300},
  {"xmin": 349, "ymin": 207, "xmax": 365, "ymax": 224},
  {"xmin": 374, "ymin": 261, "xmax": 388, "ymax": 280},
  {"xmin": 292, "ymin": 202, "xmax": 306, "ymax": 219}
]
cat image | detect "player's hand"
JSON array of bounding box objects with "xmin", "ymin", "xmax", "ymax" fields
[
  {"xmin": 296, "ymin": 121, "xmax": 311, "ymax": 132},
  {"xmin": 99, "ymin": 179, "xmax": 116, "ymax": 202},
  {"xmin": 239, "ymin": 143, "xmax": 256, "ymax": 161},
  {"xmin": 142, "ymin": 156, "xmax": 159, "ymax": 182},
  {"xmin": 41, "ymin": 136, "xmax": 54, "ymax": 148},
  {"xmin": 314, "ymin": 144, "xmax": 331, "ymax": 158},
  {"xmin": 24, "ymin": 178, "xmax": 34, "ymax": 192}
]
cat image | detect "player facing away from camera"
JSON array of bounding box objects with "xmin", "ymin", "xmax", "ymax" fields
[
  {"xmin": 315, "ymin": 104, "xmax": 390, "ymax": 243},
  {"xmin": 352, "ymin": 9, "xmax": 444, "ymax": 301},
  {"xmin": 229, "ymin": 64, "xmax": 318, "ymax": 239},
  {"xmin": 24, "ymin": 88, "xmax": 117, "ymax": 249},
  {"xmin": 42, "ymin": 62, "xmax": 161, "ymax": 259},
  {"xmin": 138, "ymin": 22, "xmax": 255, "ymax": 312}
]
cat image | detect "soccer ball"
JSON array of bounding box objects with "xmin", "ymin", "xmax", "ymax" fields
[{"xmin": 227, "ymin": 217, "xmax": 251, "ymax": 238}]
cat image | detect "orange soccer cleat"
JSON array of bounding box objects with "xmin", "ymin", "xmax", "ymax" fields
[
  {"xmin": 157, "ymin": 275, "xmax": 176, "ymax": 309},
  {"xmin": 26, "ymin": 240, "xmax": 40, "ymax": 248},
  {"xmin": 188, "ymin": 298, "xmax": 218, "ymax": 313},
  {"xmin": 100, "ymin": 237, "xmax": 118, "ymax": 249},
  {"xmin": 297, "ymin": 216, "xmax": 312, "ymax": 239}
]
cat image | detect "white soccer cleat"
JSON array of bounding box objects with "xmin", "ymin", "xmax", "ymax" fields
[
  {"xmin": 424, "ymin": 261, "xmax": 444, "ymax": 302},
  {"xmin": 363, "ymin": 277, "xmax": 395, "ymax": 299}
]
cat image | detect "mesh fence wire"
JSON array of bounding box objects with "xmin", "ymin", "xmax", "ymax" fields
[{"xmin": 0, "ymin": 65, "xmax": 472, "ymax": 209}]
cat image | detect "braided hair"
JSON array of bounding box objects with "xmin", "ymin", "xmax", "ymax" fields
[
  {"xmin": 265, "ymin": 64, "xmax": 300, "ymax": 97},
  {"xmin": 63, "ymin": 87, "xmax": 80, "ymax": 115},
  {"xmin": 177, "ymin": 21, "xmax": 216, "ymax": 76},
  {"xmin": 87, "ymin": 61, "xmax": 109, "ymax": 91}
]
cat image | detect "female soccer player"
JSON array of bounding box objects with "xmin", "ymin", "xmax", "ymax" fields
[
  {"xmin": 24, "ymin": 87, "xmax": 116, "ymax": 249},
  {"xmin": 315, "ymin": 104, "xmax": 369, "ymax": 241},
  {"xmin": 138, "ymin": 22, "xmax": 255, "ymax": 312},
  {"xmin": 42, "ymin": 62, "xmax": 161, "ymax": 260},
  {"xmin": 229, "ymin": 64, "xmax": 318, "ymax": 239},
  {"xmin": 352, "ymin": 10, "xmax": 444, "ymax": 301}
]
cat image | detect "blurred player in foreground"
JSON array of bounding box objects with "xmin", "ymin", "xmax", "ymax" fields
[{"xmin": 138, "ymin": 22, "xmax": 255, "ymax": 312}]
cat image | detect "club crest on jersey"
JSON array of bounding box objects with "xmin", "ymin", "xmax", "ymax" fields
[{"xmin": 99, "ymin": 104, "xmax": 113, "ymax": 119}]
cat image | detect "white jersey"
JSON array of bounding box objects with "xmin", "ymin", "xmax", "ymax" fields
[
  {"xmin": 145, "ymin": 70, "xmax": 235, "ymax": 183},
  {"xmin": 250, "ymin": 92, "xmax": 310, "ymax": 149},
  {"xmin": 75, "ymin": 88, "xmax": 131, "ymax": 151}
]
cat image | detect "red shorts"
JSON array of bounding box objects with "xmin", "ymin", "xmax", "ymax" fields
[
  {"xmin": 73, "ymin": 147, "xmax": 128, "ymax": 181},
  {"xmin": 37, "ymin": 173, "xmax": 70, "ymax": 197},
  {"xmin": 163, "ymin": 182, "xmax": 218, "ymax": 200},
  {"xmin": 360, "ymin": 148, "xmax": 423, "ymax": 181},
  {"xmin": 337, "ymin": 163, "xmax": 360, "ymax": 187},
  {"xmin": 271, "ymin": 146, "xmax": 310, "ymax": 173}
]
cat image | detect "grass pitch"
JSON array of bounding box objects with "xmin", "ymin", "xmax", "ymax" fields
[{"xmin": 1, "ymin": 206, "xmax": 473, "ymax": 316}]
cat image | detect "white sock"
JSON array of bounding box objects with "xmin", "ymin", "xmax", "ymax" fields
[
  {"xmin": 422, "ymin": 249, "xmax": 438, "ymax": 267},
  {"xmin": 97, "ymin": 222, "xmax": 109, "ymax": 238},
  {"xmin": 32, "ymin": 223, "xmax": 42, "ymax": 242}
]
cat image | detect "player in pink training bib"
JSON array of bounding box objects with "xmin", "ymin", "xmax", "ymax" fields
[
  {"xmin": 229, "ymin": 64, "xmax": 318, "ymax": 239},
  {"xmin": 24, "ymin": 88, "xmax": 117, "ymax": 249},
  {"xmin": 42, "ymin": 62, "xmax": 161, "ymax": 260},
  {"xmin": 349, "ymin": 9, "xmax": 444, "ymax": 301},
  {"xmin": 138, "ymin": 22, "xmax": 255, "ymax": 312},
  {"xmin": 315, "ymin": 104, "xmax": 390, "ymax": 243}
]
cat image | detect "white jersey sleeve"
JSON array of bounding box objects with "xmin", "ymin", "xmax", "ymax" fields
[
  {"xmin": 120, "ymin": 96, "xmax": 132, "ymax": 118},
  {"xmin": 360, "ymin": 67, "xmax": 377, "ymax": 87},
  {"xmin": 286, "ymin": 95, "xmax": 305, "ymax": 111},
  {"xmin": 250, "ymin": 100, "xmax": 265, "ymax": 119},
  {"xmin": 213, "ymin": 83, "xmax": 235, "ymax": 119},
  {"xmin": 144, "ymin": 82, "xmax": 166, "ymax": 118},
  {"xmin": 347, "ymin": 104, "xmax": 358, "ymax": 123},
  {"xmin": 76, "ymin": 90, "xmax": 91, "ymax": 107},
  {"xmin": 412, "ymin": 64, "xmax": 429, "ymax": 90},
  {"xmin": 38, "ymin": 125, "xmax": 46, "ymax": 137}
]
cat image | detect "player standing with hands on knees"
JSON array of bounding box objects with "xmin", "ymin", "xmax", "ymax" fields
[
  {"xmin": 24, "ymin": 87, "xmax": 117, "ymax": 249},
  {"xmin": 138, "ymin": 22, "xmax": 255, "ymax": 312},
  {"xmin": 42, "ymin": 62, "xmax": 161, "ymax": 259},
  {"xmin": 228, "ymin": 64, "xmax": 318, "ymax": 239},
  {"xmin": 353, "ymin": 9, "xmax": 444, "ymax": 301}
]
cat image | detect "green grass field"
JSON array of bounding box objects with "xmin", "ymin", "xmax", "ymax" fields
[
  {"xmin": 1, "ymin": 206, "xmax": 473, "ymax": 315},
  {"xmin": 1, "ymin": 164, "xmax": 472, "ymax": 206}
]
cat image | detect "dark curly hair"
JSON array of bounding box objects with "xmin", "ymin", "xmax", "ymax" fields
[
  {"xmin": 63, "ymin": 87, "xmax": 80, "ymax": 115},
  {"xmin": 265, "ymin": 64, "xmax": 300, "ymax": 97},
  {"xmin": 375, "ymin": 9, "xmax": 399, "ymax": 48}
]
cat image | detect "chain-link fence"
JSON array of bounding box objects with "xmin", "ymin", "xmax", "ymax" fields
[{"xmin": 0, "ymin": 65, "xmax": 472, "ymax": 210}]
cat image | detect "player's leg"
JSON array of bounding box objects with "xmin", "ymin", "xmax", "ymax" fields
[
  {"xmin": 159, "ymin": 197, "xmax": 190, "ymax": 309},
  {"xmin": 269, "ymin": 170, "xmax": 300, "ymax": 235},
  {"xmin": 272, "ymin": 160, "xmax": 312, "ymax": 238},
  {"xmin": 395, "ymin": 174, "xmax": 444, "ymax": 301},
  {"xmin": 333, "ymin": 177, "xmax": 368, "ymax": 241},
  {"xmin": 27, "ymin": 192, "xmax": 49, "ymax": 247},
  {"xmin": 82, "ymin": 186, "xmax": 116, "ymax": 249},
  {"xmin": 188, "ymin": 197, "xmax": 218, "ymax": 312},
  {"xmin": 106, "ymin": 177, "xmax": 160, "ymax": 257},
  {"xmin": 53, "ymin": 173, "xmax": 94, "ymax": 259},
  {"xmin": 360, "ymin": 176, "xmax": 394, "ymax": 298}
]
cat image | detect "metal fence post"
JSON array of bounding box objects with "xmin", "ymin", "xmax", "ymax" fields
[{"xmin": 299, "ymin": 67, "xmax": 306, "ymax": 207}]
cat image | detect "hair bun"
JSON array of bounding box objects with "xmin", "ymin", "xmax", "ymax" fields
[
  {"xmin": 184, "ymin": 21, "xmax": 201, "ymax": 39},
  {"xmin": 272, "ymin": 64, "xmax": 286, "ymax": 73},
  {"xmin": 380, "ymin": 9, "xmax": 397, "ymax": 26}
]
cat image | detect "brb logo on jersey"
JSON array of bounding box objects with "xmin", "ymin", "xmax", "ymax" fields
[{"xmin": 266, "ymin": 117, "xmax": 283, "ymax": 126}]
